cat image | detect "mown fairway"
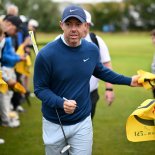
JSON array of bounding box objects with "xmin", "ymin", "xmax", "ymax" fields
[{"xmin": 0, "ymin": 32, "xmax": 154, "ymax": 155}]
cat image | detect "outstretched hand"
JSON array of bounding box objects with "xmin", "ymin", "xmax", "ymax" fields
[{"xmin": 131, "ymin": 75, "xmax": 142, "ymax": 87}]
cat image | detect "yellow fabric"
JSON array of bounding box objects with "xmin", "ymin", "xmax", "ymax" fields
[
  {"xmin": 13, "ymin": 82, "xmax": 26, "ymax": 94},
  {"xmin": 0, "ymin": 71, "xmax": 8, "ymax": 94},
  {"xmin": 126, "ymin": 99, "xmax": 155, "ymax": 142},
  {"xmin": 15, "ymin": 44, "xmax": 32, "ymax": 77},
  {"xmin": 137, "ymin": 70, "xmax": 155, "ymax": 89}
]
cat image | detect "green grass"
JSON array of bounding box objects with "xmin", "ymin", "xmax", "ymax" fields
[{"xmin": 0, "ymin": 32, "xmax": 155, "ymax": 155}]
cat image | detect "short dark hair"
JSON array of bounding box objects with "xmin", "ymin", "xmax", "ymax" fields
[{"xmin": 4, "ymin": 15, "xmax": 22, "ymax": 30}]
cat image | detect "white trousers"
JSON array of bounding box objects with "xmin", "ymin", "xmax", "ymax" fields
[
  {"xmin": 0, "ymin": 67, "xmax": 16, "ymax": 124},
  {"xmin": 0, "ymin": 91, "xmax": 13, "ymax": 123},
  {"xmin": 43, "ymin": 115, "xmax": 93, "ymax": 155}
]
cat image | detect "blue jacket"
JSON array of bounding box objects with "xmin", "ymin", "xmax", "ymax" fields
[
  {"xmin": 1, "ymin": 37, "xmax": 20, "ymax": 67},
  {"xmin": 34, "ymin": 38, "xmax": 131, "ymax": 125}
]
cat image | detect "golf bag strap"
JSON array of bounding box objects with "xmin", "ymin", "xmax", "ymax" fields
[{"xmin": 90, "ymin": 32, "xmax": 99, "ymax": 48}]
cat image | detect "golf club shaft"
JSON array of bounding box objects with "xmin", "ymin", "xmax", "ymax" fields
[
  {"xmin": 55, "ymin": 108, "xmax": 68, "ymax": 144},
  {"xmin": 29, "ymin": 31, "xmax": 39, "ymax": 55},
  {"xmin": 55, "ymin": 108, "xmax": 70, "ymax": 155}
]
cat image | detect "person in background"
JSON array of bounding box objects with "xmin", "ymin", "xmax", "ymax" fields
[
  {"xmin": 151, "ymin": 29, "xmax": 155, "ymax": 97},
  {"xmin": 34, "ymin": 5, "xmax": 141, "ymax": 155},
  {"xmin": 5, "ymin": 4, "xmax": 28, "ymax": 47},
  {"xmin": 0, "ymin": 21, "xmax": 25, "ymax": 127},
  {"xmin": 23, "ymin": 18, "xmax": 39, "ymax": 99},
  {"xmin": 28, "ymin": 19, "xmax": 39, "ymax": 32},
  {"xmin": 0, "ymin": 69, "xmax": 7, "ymax": 143},
  {"xmin": 83, "ymin": 10, "xmax": 115, "ymax": 119},
  {"xmin": 6, "ymin": 4, "xmax": 18, "ymax": 17},
  {"xmin": 4, "ymin": 13, "xmax": 29, "ymax": 112},
  {"xmin": 28, "ymin": 19, "xmax": 39, "ymax": 47}
]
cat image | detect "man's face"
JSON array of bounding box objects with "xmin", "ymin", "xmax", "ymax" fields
[
  {"xmin": 60, "ymin": 17, "xmax": 87, "ymax": 47},
  {"xmin": 3, "ymin": 21, "xmax": 17, "ymax": 36}
]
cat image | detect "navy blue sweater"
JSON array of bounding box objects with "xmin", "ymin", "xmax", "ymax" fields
[{"xmin": 34, "ymin": 38, "xmax": 131, "ymax": 125}]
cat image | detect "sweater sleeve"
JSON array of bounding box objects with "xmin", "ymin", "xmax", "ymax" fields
[
  {"xmin": 2, "ymin": 38, "xmax": 21, "ymax": 66},
  {"xmin": 93, "ymin": 61, "xmax": 132, "ymax": 85},
  {"xmin": 33, "ymin": 52, "xmax": 64, "ymax": 109}
]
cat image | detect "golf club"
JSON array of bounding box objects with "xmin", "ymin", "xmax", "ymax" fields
[{"xmin": 55, "ymin": 108, "xmax": 70, "ymax": 154}]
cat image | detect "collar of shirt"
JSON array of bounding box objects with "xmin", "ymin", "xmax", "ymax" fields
[{"xmin": 60, "ymin": 34, "xmax": 82, "ymax": 46}]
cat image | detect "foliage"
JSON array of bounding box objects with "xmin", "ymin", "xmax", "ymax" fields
[
  {"xmin": 85, "ymin": 0, "xmax": 155, "ymax": 31},
  {"xmin": 27, "ymin": 0, "xmax": 60, "ymax": 32},
  {"xmin": 0, "ymin": 0, "xmax": 60, "ymax": 32},
  {"xmin": 89, "ymin": 3, "xmax": 123, "ymax": 31},
  {"xmin": 1, "ymin": 0, "xmax": 155, "ymax": 31},
  {"xmin": 124, "ymin": 0, "xmax": 155, "ymax": 30}
]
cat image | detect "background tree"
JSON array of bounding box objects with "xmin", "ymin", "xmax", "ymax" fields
[
  {"xmin": 27, "ymin": 0, "xmax": 60, "ymax": 32},
  {"xmin": 0, "ymin": 0, "xmax": 60, "ymax": 32},
  {"xmin": 1, "ymin": 0, "xmax": 155, "ymax": 32},
  {"xmin": 85, "ymin": 2, "xmax": 124, "ymax": 31},
  {"xmin": 125, "ymin": 0, "xmax": 155, "ymax": 30}
]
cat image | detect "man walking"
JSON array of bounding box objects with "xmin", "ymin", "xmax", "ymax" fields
[{"xmin": 34, "ymin": 5, "xmax": 141, "ymax": 155}]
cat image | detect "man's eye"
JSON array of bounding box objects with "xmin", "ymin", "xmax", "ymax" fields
[
  {"xmin": 77, "ymin": 23, "xmax": 82, "ymax": 26},
  {"xmin": 65, "ymin": 22, "xmax": 70, "ymax": 26}
]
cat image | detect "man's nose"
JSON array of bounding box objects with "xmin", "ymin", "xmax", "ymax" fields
[{"xmin": 71, "ymin": 25, "xmax": 77, "ymax": 31}]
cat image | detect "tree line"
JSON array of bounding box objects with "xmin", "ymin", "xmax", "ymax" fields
[{"xmin": 0, "ymin": 0, "xmax": 155, "ymax": 32}]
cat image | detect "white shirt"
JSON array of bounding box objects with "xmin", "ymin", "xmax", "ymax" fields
[{"xmin": 85, "ymin": 34, "xmax": 111, "ymax": 92}]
